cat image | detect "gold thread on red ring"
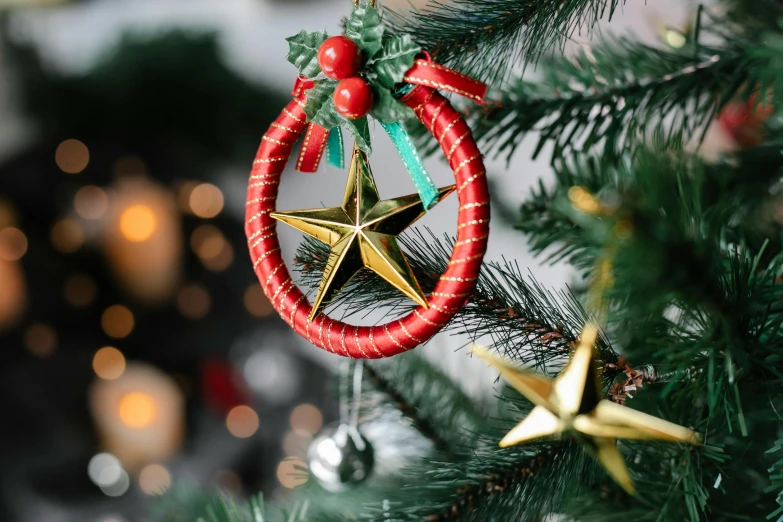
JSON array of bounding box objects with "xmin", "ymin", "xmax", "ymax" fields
[
  {"xmin": 354, "ymin": 325, "xmax": 370, "ymax": 358},
  {"xmin": 415, "ymin": 309, "xmax": 447, "ymax": 327},
  {"xmin": 368, "ymin": 327, "xmax": 384, "ymax": 358},
  {"xmin": 253, "ymin": 247, "xmax": 282, "ymax": 269},
  {"xmin": 289, "ymin": 294, "xmax": 306, "ymax": 325},
  {"xmin": 282, "ymin": 108, "xmax": 306, "ymax": 123},
  {"xmin": 399, "ymin": 320, "xmax": 424, "ymax": 344},
  {"xmin": 384, "ymin": 323, "xmax": 406, "ymax": 351},
  {"xmin": 447, "ymin": 130, "xmax": 472, "ymax": 162}
]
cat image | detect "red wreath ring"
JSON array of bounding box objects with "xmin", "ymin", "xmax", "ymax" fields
[{"xmin": 245, "ymin": 84, "xmax": 490, "ymax": 358}]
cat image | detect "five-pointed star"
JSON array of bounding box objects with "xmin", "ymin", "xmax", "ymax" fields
[
  {"xmin": 475, "ymin": 324, "xmax": 702, "ymax": 494},
  {"xmin": 271, "ymin": 145, "xmax": 455, "ymax": 321}
]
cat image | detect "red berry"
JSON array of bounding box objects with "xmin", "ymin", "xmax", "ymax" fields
[
  {"xmin": 318, "ymin": 36, "xmax": 362, "ymax": 80},
  {"xmin": 334, "ymin": 78, "xmax": 373, "ymax": 120}
]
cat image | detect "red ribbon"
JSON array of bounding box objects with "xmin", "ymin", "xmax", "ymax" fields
[
  {"xmin": 403, "ymin": 58, "xmax": 487, "ymax": 104},
  {"xmin": 292, "ymin": 78, "xmax": 330, "ymax": 173}
]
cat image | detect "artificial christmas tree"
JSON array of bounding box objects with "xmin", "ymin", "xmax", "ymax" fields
[{"xmin": 159, "ymin": 0, "xmax": 783, "ymax": 520}]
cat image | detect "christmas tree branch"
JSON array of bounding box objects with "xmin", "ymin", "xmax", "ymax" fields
[
  {"xmin": 468, "ymin": 33, "xmax": 769, "ymax": 164},
  {"xmin": 294, "ymin": 229, "xmax": 619, "ymax": 375},
  {"xmin": 362, "ymin": 355, "xmax": 486, "ymax": 453},
  {"xmin": 385, "ymin": 0, "xmax": 622, "ymax": 84}
]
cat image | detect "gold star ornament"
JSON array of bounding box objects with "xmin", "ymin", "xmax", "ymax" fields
[
  {"xmin": 271, "ymin": 145, "xmax": 455, "ymax": 320},
  {"xmin": 474, "ymin": 324, "xmax": 702, "ymax": 494}
]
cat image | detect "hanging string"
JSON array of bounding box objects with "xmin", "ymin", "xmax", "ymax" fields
[
  {"xmin": 338, "ymin": 361, "xmax": 350, "ymax": 424},
  {"xmin": 350, "ymin": 361, "xmax": 364, "ymax": 429}
]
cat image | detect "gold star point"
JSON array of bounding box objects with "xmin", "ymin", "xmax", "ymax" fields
[
  {"xmin": 271, "ymin": 145, "xmax": 455, "ymax": 321},
  {"xmin": 474, "ymin": 324, "xmax": 702, "ymax": 495}
]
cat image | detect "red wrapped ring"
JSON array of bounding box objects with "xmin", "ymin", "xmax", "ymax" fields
[{"xmin": 245, "ymin": 84, "xmax": 490, "ymax": 358}]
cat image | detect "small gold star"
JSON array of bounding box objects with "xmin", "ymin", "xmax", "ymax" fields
[
  {"xmin": 272, "ymin": 145, "xmax": 455, "ymax": 320},
  {"xmin": 474, "ymin": 324, "xmax": 702, "ymax": 494}
]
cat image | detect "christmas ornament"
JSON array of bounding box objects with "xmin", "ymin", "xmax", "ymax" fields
[
  {"xmin": 272, "ymin": 144, "xmax": 454, "ymax": 319},
  {"xmin": 307, "ymin": 362, "xmax": 374, "ymax": 490},
  {"xmin": 318, "ymin": 36, "xmax": 362, "ymax": 80},
  {"xmin": 474, "ymin": 324, "xmax": 703, "ymax": 494},
  {"xmin": 245, "ymin": 1, "xmax": 490, "ymax": 358}
]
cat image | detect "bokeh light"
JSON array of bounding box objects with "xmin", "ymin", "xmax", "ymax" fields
[
  {"xmin": 176, "ymin": 284, "xmax": 211, "ymax": 320},
  {"xmin": 139, "ymin": 464, "xmax": 171, "ymax": 495},
  {"xmin": 289, "ymin": 404, "xmax": 323, "ymax": 435},
  {"xmin": 243, "ymin": 285, "xmax": 274, "ymax": 318},
  {"xmin": 0, "ymin": 199, "xmax": 16, "ymax": 230},
  {"xmin": 101, "ymin": 305, "xmax": 135, "ymax": 339},
  {"xmin": 118, "ymin": 392, "xmax": 157, "ymax": 428},
  {"xmin": 51, "ymin": 218, "xmax": 85, "ymax": 253},
  {"xmin": 24, "ymin": 323, "xmax": 57, "ymax": 358},
  {"xmin": 276, "ymin": 458, "xmax": 308, "ymax": 489},
  {"xmin": 119, "ymin": 204, "xmax": 157, "ymax": 242},
  {"xmin": 212, "ymin": 469, "xmax": 242, "ymax": 494},
  {"xmin": 189, "ymin": 183, "xmax": 224, "ymax": 218},
  {"xmin": 56, "ymin": 139, "xmax": 90, "ymax": 174},
  {"xmin": 93, "ymin": 347, "xmax": 126, "ymax": 380},
  {"xmin": 64, "ymin": 274, "xmax": 98, "ymax": 307},
  {"xmin": 0, "ymin": 227, "xmax": 28, "ymax": 261},
  {"xmin": 191, "ymin": 225, "xmax": 233, "ymax": 271},
  {"xmin": 74, "ymin": 185, "xmax": 109, "ymax": 220},
  {"xmin": 114, "ymin": 156, "xmax": 148, "ymax": 178},
  {"xmin": 226, "ymin": 405, "xmax": 259, "ymax": 438},
  {"xmin": 283, "ymin": 430, "xmax": 312, "ymax": 458},
  {"xmin": 88, "ymin": 453, "xmax": 123, "ymax": 488}
]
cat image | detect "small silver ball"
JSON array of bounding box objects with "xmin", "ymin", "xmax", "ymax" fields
[{"xmin": 307, "ymin": 423, "xmax": 374, "ymax": 491}]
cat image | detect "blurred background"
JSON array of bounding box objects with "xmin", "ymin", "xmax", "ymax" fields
[{"xmin": 0, "ymin": 0, "xmax": 714, "ymax": 521}]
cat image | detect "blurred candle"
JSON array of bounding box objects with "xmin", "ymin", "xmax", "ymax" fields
[
  {"xmin": 102, "ymin": 178, "xmax": 182, "ymax": 303},
  {"xmin": 89, "ymin": 362, "xmax": 184, "ymax": 471}
]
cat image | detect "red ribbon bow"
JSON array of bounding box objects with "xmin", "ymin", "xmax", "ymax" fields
[{"xmin": 293, "ymin": 58, "xmax": 486, "ymax": 174}]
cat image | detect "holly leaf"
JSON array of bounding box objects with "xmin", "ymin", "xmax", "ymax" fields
[
  {"xmin": 344, "ymin": 117, "xmax": 372, "ymax": 153},
  {"xmin": 345, "ymin": 6, "xmax": 384, "ymax": 59},
  {"xmin": 370, "ymin": 86, "xmax": 414, "ymax": 123},
  {"xmin": 303, "ymin": 80, "xmax": 342, "ymax": 129},
  {"xmin": 373, "ymin": 35, "xmax": 420, "ymax": 89},
  {"xmin": 286, "ymin": 29, "xmax": 329, "ymax": 78}
]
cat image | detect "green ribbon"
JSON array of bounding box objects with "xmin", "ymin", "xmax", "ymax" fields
[
  {"xmin": 327, "ymin": 127, "xmax": 345, "ymax": 169},
  {"xmin": 379, "ymin": 121, "xmax": 438, "ymax": 210}
]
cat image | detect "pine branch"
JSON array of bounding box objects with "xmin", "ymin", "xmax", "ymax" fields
[
  {"xmin": 293, "ymin": 229, "xmax": 619, "ymax": 375},
  {"xmin": 385, "ymin": 0, "xmax": 623, "ymax": 84},
  {"xmin": 363, "ymin": 355, "xmax": 486, "ymax": 453},
  {"xmin": 468, "ymin": 34, "xmax": 769, "ymax": 164}
]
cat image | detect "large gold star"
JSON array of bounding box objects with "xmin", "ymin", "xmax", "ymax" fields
[
  {"xmin": 271, "ymin": 145, "xmax": 455, "ymax": 321},
  {"xmin": 475, "ymin": 324, "xmax": 702, "ymax": 494}
]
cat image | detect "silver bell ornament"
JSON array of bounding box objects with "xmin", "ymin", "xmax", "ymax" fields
[
  {"xmin": 307, "ymin": 422, "xmax": 375, "ymax": 491},
  {"xmin": 307, "ymin": 361, "xmax": 374, "ymax": 491}
]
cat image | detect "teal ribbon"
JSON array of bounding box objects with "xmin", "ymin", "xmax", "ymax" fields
[
  {"xmin": 379, "ymin": 121, "xmax": 438, "ymax": 210},
  {"xmin": 327, "ymin": 127, "xmax": 345, "ymax": 169}
]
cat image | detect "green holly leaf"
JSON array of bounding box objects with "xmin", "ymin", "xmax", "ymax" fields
[
  {"xmin": 303, "ymin": 80, "xmax": 342, "ymax": 129},
  {"xmin": 373, "ymin": 35, "xmax": 420, "ymax": 89},
  {"xmin": 286, "ymin": 29, "xmax": 329, "ymax": 78},
  {"xmin": 344, "ymin": 117, "xmax": 372, "ymax": 153},
  {"xmin": 345, "ymin": 6, "xmax": 384, "ymax": 59},
  {"xmin": 370, "ymin": 86, "xmax": 414, "ymax": 123}
]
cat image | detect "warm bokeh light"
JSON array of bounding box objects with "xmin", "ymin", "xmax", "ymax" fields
[
  {"xmin": 24, "ymin": 323, "xmax": 57, "ymax": 358},
  {"xmin": 118, "ymin": 392, "xmax": 157, "ymax": 429},
  {"xmin": 226, "ymin": 405, "xmax": 259, "ymax": 438},
  {"xmin": 283, "ymin": 430, "xmax": 312, "ymax": 458},
  {"xmin": 191, "ymin": 225, "xmax": 234, "ymax": 271},
  {"xmin": 189, "ymin": 183, "xmax": 224, "ymax": 218},
  {"xmin": 64, "ymin": 273, "xmax": 98, "ymax": 307},
  {"xmin": 93, "ymin": 347, "xmax": 126, "ymax": 380},
  {"xmin": 0, "ymin": 199, "xmax": 16, "ymax": 230},
  {"xmin": 0, "ymin": 227, "xmax": 28, "ymax": 261},
  {"xmin": 289, "ymin": 404, "xmax": 323, "ymax": 435},
  {"xmin": 101, "ymin": 305, "xmax": 135, "ymax": 339},
  {"xmin": 243, "ymin": 285, "xmax": 274, "ymax": 318},
  {"xmin": 212, "ymin": 469, "xmax": 242, "ymax": 493},
  {"xmin": 74, "ymin": 185, "xmax": 109, "ymax": 219},
  {"xmin": 567, "ymin": 186, "xmax": 603, "ymax": 215},
  {"xmin": 114, "ymin": 156, "xmax": 148, "ymax": 178},
  {"xmin": 276, "ymin": 458, "xmax": 308, "ymax": 489},
  {"xmin": 56, "ymin": 139, "xmax": 90, "ymax": 174},
  {"xmin": 51, "ymin": 218, "xmax": 85, "ymax": 253},
  {"xmin": 139, "ymin": 464, "xmax": 171, "ymax": 495},
  {"xmin": 119, "ymin": 204, "xmax": 157, "ymax": 242},
  {"xmin": 176, "ymin": 283, "xmax": 211, "ymax": 320}
]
